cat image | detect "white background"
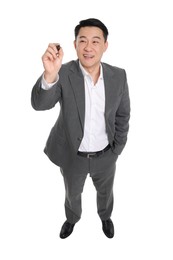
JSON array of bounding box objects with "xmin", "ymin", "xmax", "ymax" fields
[{"xmin": 0, "ymin": 0, "xmax": 173, "ymax": 259}]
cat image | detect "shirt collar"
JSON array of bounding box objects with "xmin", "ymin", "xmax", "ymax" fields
[{"xmin": 79, "ymin": 61, "xmax": 103, "ymax": 80}]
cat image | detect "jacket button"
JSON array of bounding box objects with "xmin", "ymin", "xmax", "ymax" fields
[{"xmin": 77, "ymin": 137, "xmax": 82, "ymax": 141}]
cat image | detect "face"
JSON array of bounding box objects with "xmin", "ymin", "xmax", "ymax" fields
[{"xmin": 74, "ymin": 26, "xmax": 108, "ymax": 72}]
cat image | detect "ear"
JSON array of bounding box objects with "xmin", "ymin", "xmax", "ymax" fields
[
  {"xmin": 104, "ymin": 41, "xmax": 108, "ymax": 52},
  {"xmin": 73, "ymin": 40, "xmax": 76, "ymax": 49}
]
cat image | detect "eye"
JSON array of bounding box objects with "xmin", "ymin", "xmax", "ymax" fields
[
  {"xmin": 80, "ymin": 40, "xmax": 86, "ymax": 43},
  {"xmin": 93, "ymin": 41, "xmax": 99, "ymax": 44}
]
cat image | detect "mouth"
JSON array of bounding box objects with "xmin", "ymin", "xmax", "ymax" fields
[{"xmin": 83, "ymin": 54, "xmax": 94, "ymax": 59}]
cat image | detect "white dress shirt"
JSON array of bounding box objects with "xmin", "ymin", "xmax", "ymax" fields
[
  {"xmin": 78, "ymin": 63, "xmax": 109, "ymax": 152},
  {"xmin": 41, "ymin": 63, "xmax": 109, "ymax": 152}
]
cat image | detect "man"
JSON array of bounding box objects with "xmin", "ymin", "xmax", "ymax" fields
[{"xmin": 31, "ymin": 18, "xmax": 130, "ymax": 239}]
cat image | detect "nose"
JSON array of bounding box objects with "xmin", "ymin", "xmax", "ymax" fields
[{"xmin": 84, "ymin": 41, "xmax": 92, "ymax": 51}]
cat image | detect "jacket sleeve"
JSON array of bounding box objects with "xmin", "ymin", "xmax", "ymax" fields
[
  {"xmin": 31, "ymin": 75, "xmax": 62, "ymax": 111},
  {"xmin": 113, "ymin": 71, "xmax": 131, "ymax": 155}
]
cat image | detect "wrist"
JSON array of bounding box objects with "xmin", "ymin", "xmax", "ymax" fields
[{"xmin": 44, "ymin": 71, "xmax": 58, "ymax": 83}]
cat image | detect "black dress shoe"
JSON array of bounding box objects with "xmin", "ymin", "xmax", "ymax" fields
[
  {"xmin": 102, "ymin": 218, "xmax": 114, "ymax": 238},
  {"xmin": 59, "ymin": 221, "xmax": 75, "ymax": 239}
]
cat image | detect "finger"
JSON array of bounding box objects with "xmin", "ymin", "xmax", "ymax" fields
[
  {"xmin": 47, "ymin": 46, "xmax": 57, "ymax": 59},
  {"xmin": 42, "ymin": 51, "xmax": 54, "ymax": 62},
  {"xmin": 49, "ymin": 43, "xmax": 60, "ymax": 56}
]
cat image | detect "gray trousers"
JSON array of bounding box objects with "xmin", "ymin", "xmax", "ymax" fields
[{"xmin": 60, "ymin": 148, "xmax": 118, "ymax": 224}]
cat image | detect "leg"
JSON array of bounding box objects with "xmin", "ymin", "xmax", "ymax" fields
[
  {"xmin": 91, "ymin": 164, "xmax": 116, "ymax": 221},
  {"xmin": 60, "ymin": 167, "xmax": 88, "ymax": 224}
]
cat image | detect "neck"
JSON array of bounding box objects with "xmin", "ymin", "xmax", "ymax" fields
[{"xmin": 81, "ymin": 63, "xmax": 101, "ymax": 85}]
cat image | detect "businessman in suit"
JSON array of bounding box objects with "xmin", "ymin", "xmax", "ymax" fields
[{"xmin": 31, "ymin": 18, "xmax": 130, "ymax": 239}]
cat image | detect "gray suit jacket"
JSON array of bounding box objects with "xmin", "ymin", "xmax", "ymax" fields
[{"xmin": 31, "ymin": 60, "xmax": 130, "ymax": 168}]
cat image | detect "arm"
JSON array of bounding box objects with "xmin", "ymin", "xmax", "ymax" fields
[
  {"xmin": 113, "ymin": 71, "xmax": 131, "ymax": 155},
  {"xmin": 31, "ymin": 75, "xmax": 62, "ymax": 111},
  {"xmin": 31, "ymin": 43, "xmax": 64, "ymax": 110}
]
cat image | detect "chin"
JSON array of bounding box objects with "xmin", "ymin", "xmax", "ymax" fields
[{"xmin": 81, "ymin": 59, "xmax": 94, "ymax": 68}]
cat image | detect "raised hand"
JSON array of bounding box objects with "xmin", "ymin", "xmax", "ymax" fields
[{"xmin": 42, "ymin": 43, "xmax": 64, "ymax": 83}]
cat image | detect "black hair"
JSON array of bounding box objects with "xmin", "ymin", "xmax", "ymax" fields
[{"xmin": 74, "ymin": 18, "xmax": 109, "ymax": 42}]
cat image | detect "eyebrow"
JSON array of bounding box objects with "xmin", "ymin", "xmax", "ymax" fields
[{"xmin": 79, "ymin": 36, "xmax": 101, "ymax": 40}]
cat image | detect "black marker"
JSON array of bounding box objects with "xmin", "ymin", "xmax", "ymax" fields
[{"xmin": 56, "ymin": 44, "xmax": 61, "ymax": 51}]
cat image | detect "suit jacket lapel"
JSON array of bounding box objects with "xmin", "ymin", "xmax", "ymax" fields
[
  {"xmin": 103, "ymin": 63, "xmax": 118, "ymax": 118},
  {"xmin": 68, "ymin": 61, "xmax": 85, "ymax": 131}
]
